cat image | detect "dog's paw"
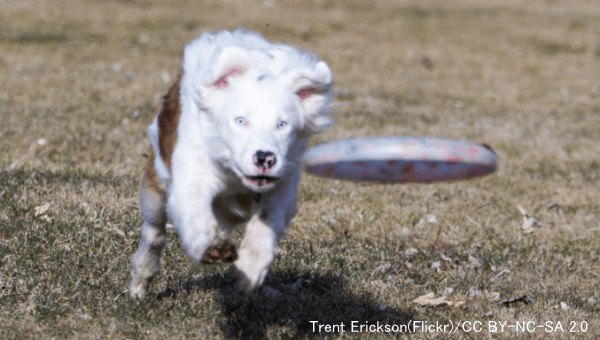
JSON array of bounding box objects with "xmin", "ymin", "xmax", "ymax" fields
[
  {"xmin": 129, "ymin": 279, "xmax": 149, "ymax": 299},
  {"xmin": 230, "ymin": 264, "xmax": 268, "ymax": 297},
  {"xmin": 129, "ymin": 269, "xmax": 153, "ymax": 299},
  {"xmin": 202, "ymin": 241, "xmax": 237, "ymax": 264}
]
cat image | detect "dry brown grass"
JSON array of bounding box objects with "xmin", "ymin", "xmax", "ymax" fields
[{"xmin": 1, "ymin": 0, "xmax": 599, "ymax": 339}]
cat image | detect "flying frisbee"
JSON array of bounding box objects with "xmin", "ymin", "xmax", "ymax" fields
[{"xmin": 302, "ymin": 137, "xmax": 497, "ymax": 183}]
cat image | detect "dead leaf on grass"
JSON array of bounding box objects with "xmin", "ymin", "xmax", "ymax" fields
[
  {"xmin": 417, "ymin": 214, "xmax": 438, "ymax": 226},
  {"xmin": 467, "ymin": 287, "xmax": 501, "ymax": 302},
  {"xmin": 517, "ymin": 205, "xmax": 540, "ymax": 234},
  {"xmin": 78, "ymin": 314, "xmax": 93, "ymax": 321},
  {"xmin": 404, "ymin": 248, "xmax": 419, "ymax": 258},
  {"xmin": 431, "ymin": 261, "xmax": 442, "ymax": 272},
  {"xmin": 469, "ymin": 255, "xmax": 482, "ymax": 268},
  {"xmin": 34, "ymin": 203, "xmax": 51, "ymax": 216},
  {"xmin": 412, "ymin": 292, "xmax": 465, "ymax": 308},
  {"xmin": 371, "ymin": 263, "xmax": 392, "ymax": 276},
  {"xmin": 440, "ymin": 253, "xmax": 452, "ymax": 262},
  {"xmin": 34, "ymin": 203, "xmax": 52, "ymax": 221},
  {"xmin": 107, "ymin": 225, "xmax": 125, "ymax": 237},
  {"xmin": 551, "ymin": 302, "xmax": 569, "ymax": 310}
]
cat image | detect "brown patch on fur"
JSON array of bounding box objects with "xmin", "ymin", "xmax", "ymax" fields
[
  {"xmin": 234, "ymin": 193, "xmax": 254, "ymax": 212},
  {"xmin": 158, "ymin": 72, "xmax": 183, "ymax": 170},
  {"xmin": 142, "ymin": 147, "xmax": 166, "ymax": 195},
  {"xmin": 212, "ymin": 193, "xmax": 254, "ymax": 226}
]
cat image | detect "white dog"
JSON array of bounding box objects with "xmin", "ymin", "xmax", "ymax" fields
[{"xmin": 130, "ymin": 29, "xmax": 334, "ymax": 298}]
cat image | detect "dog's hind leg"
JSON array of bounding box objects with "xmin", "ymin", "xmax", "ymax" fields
[{"xmin": 130, "ymin": 151, "xmax": 168, "ymax": 298}]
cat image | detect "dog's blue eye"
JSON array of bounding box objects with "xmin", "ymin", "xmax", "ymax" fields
[
  {"xmin": 277, "ymin": 120, "xmax": 288, "ymax": 129},
  {"xmin": 235, "ymin": 117, "xmax": 246, "ymax": 126}
]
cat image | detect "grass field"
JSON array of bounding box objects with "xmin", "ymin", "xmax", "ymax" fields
[{"xmin": 1, "ymin": 0, "xmax": 599, "ymax": 338}]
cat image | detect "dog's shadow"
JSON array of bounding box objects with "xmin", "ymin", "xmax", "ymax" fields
[{"xmin": 179, "ymin": 270, "xmax": 414, "ymax": 339}]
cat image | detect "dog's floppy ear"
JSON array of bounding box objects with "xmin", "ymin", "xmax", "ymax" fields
[
  {"xmin": 202, "ymin": 46, "xmax": 253, "ymax": 95},
  {"xmin": 290, "ymin": 61, "xmax": 334, "ymax": 134}
]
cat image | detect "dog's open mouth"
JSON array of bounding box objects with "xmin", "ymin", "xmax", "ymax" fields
[{"xmin": 243, "ymin": 175, "xmax": 280, "ymax": 187}]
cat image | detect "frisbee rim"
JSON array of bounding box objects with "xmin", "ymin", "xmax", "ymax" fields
[{"xmin": 302, "ymin": 136, "xmax": 497, "ymax": 183}]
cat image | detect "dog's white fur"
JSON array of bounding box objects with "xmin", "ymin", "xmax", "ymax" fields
[{"xmin": 130, "ymin": 29, "xmax": 334, "ymax": 298}]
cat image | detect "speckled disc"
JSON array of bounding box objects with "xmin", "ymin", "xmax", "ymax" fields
[{"xmin": 302, "ymin": 137, "xmax": 497, "ymax": 183}]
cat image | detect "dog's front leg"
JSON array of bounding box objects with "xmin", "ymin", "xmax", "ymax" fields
[
  {"xmin": 232, "ymin": 175, "xmax": 299, "ymax": 297},
  {"xmin": 168, "ymin": 186, "xmax": 219, "ymax": 265},
  {"xmin": 232, "ymin": 213, "xmax": 280, "ymax": 296}
]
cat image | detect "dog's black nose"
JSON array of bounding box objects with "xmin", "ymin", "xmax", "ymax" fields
[{"xmin": 254, "ymin": 151, "xmax": 276, "ymax": 169}]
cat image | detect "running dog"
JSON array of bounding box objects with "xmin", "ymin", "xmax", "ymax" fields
[{"xmin": 130, "ymin": 29, "xmax": 334, "ymax": 298}]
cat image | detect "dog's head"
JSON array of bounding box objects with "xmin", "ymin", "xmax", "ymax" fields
[{"xmin": 186, "ymin": 39, "xmax": 334, "ymax": 193}]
